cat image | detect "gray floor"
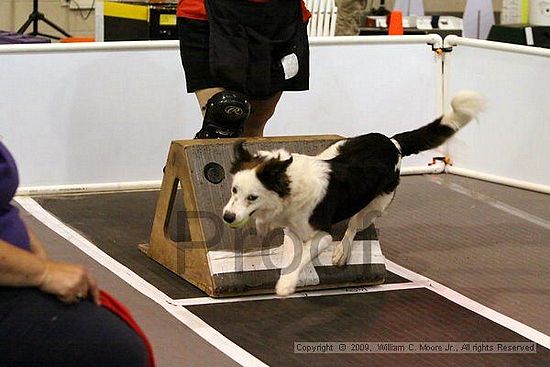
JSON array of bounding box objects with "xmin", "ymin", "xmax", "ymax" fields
[
  {"xmin": 377, "ymin": 174, "xmax": 550, "ymax": 336},
  {"xmin": 19, "ymin": 173, "xmax": 550, "ymax": 366}
]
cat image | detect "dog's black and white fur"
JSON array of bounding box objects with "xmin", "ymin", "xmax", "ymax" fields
[{"xmin": 222, "ymin": 91, "xmax": 485, "ymax": 296}]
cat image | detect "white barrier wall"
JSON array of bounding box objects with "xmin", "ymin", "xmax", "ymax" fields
[
  {"xmin": 269, "ymin": 36, "xmax": 443, "ymax": 170},
  {"xmin": 1, "ymin": 41, "xmax": 191, "ymax": 188},
  {"xmin": 0, "ymin": 36, "xmax": 442, "ymax": 189},
  {"xmin": 443, "ymin": 36, "xmax": 550, "ymax": 190}
]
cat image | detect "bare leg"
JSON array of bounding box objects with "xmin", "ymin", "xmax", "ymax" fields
[
  {"xmin": 332, "ymin": 192, "xmax": 396, "ymax": 266},
  {"xmin": 276, "ymin": 230, "xmax": 333, "ymax": 297},
  {"xmin": 244, "ymin": 92, "xmax": 283, "ymax": 137}
]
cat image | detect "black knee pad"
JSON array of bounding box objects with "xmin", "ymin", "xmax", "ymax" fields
[{"xmin": 194, "ymin": 90, "xmax": 251, "ymax": 139}]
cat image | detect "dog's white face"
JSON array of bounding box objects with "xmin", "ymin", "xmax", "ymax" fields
[
  {"xmin": 222, "ymin": 170, "xmax": 282, "ymax": 228},
  {"xmin": 222, "ymin": 143, "xmax": 293, "ymax": 229}
]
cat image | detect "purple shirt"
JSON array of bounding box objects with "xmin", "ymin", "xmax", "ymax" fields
[{"xmin": 0, "ymin": 141, "xmax": 31, "ymax": 251}]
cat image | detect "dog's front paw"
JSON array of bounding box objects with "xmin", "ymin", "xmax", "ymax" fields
[
  {"xmin": 332, "ymin": 243, "xmax": 350, "ymax": 267},
  {"xmin": 275, "ymin": 275, "xmax": 298, "ymax": 297}
]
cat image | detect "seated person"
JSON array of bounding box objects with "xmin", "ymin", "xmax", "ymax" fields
[{"xmin": 0, "ymin": 140, "xmax": 153, "ymax": 367}]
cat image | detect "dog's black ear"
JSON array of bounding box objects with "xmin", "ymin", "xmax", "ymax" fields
[
  {"xmin": 230, "ymin": 141, "xmax": 254, "ymax": 174},
  {"xmin": 234, "ymin": 141, "xmax": 252, "ymax": 161},
  {"xmin": 256, "ymin": 156, "xmax": 293, "ymax": 197}
]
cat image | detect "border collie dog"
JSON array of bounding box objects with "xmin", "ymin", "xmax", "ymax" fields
[{"xmin": 223, "ymin": 91, "xmax": 485, "ymax": 296}]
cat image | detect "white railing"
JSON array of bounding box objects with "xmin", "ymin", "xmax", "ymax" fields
[
  {"xmin": 443, "ymin": 36, "xmax": 550, "ymax": 193},
  {"xmin": 0, "ymin": 36, "xmax": 443, "ymax": 193},
  {"xmin": 7, "ymin": 35, "xmax": 549, "ymax": 194}
]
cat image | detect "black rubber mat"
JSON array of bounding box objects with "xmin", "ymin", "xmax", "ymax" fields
[
  {"xmin": 28, "ymin": 176, "xmax": 550, "ymax": 367},
  {"xmin": 187, "ymin": 288, "xmax": 550, "ymax": 367},
  {"xmin": 35, "ymin": 191, "xmax": 204, "ymax": 299},
  {"xmin": 34, "ymin": 191, "xmax": 408, "ymax": 299}
]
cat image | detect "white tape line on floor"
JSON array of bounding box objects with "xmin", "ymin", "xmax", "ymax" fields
[
  {"xmin": 430, "ymin": 176, "xmax": 550, "ymax": 230},
  {"xmin": 171, "ymin": 282, "xmax": 425, "ymax": 307},
  {"xmin": 386, "ymin": 259, "xmax": 550, "ymax": 350}
]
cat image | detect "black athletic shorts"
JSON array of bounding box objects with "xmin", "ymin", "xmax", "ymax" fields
[{"xmin": 178, "ymin": 0, "xmax": 310, "ymax": 99}]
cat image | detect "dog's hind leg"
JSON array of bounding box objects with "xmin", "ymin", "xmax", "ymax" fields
[
  {"xmin": 332, "ymin": 210, "xmax": 372, "ymax": 267},
  {"xmin": 276, "ymin": 231, "xmax": 332, "ymax": 297},
  {"xmin": 332, "ymin": 191, "xmax": 396, "ymax": 266}
]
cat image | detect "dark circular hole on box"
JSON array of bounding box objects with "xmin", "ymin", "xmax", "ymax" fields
[{"xmin": 204, "ymin": 162, "xmax": 225, "ymax": 184}]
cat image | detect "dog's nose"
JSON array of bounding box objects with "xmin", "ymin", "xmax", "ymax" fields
[{"xmin": 223, "ymin": 212, "xmax": 236, "ymax": 224}]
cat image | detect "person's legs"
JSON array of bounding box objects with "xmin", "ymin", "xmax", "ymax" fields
[
  {"xmin": 335, "ymin": 0, "xmax": 368, "ymax": 36},
  {"xmin": 244, "ymin": 92, "xmax": 283, "ymax": 137},
  {"xmin": 0, "ymin": 288, "xmax": 148, "ymax": 367},
  {"xmin": 194, "ymin": 89, "xmax": 281, "ymax": 138},
  {"xmin": 194, "ymin": 88, "xmax": 251, "ymax": 138},
  {"xmin": 179, "ymin": 14, "xmax": 291, "ymax": 139}
]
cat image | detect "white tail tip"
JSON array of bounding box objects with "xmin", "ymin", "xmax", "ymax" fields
[{"xmin": 442, "ymin": 90, "xmax": 487, "ymax": 131}]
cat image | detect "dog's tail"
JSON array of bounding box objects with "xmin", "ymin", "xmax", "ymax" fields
[{"xmin": 391, "ymin": 91, "xmax": 486, "ymax": 157}]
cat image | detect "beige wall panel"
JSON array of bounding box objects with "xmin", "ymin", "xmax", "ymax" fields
[
  {"xmin": 1, "ymin": 0, "xmax": 94, "ymax": 36},
  {"xmin": 0, "ymin": 2, "xmax": 15, "ymax": 31}
]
